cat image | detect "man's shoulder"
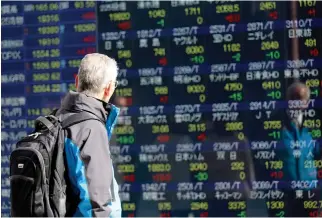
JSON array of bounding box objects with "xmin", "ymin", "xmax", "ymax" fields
[
  {"xmin": 58, "ymin": 110, "xmax": 105, "ymax": 129},
  {"xmin": 68, "ymin": 118, "xmax": 106, "ymax": 138},
  {"xmin": 61, "ymin": 112, "xmax": 107, "ymax": 144}
]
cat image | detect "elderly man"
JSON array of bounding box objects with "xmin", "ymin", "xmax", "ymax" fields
[
  {"xmin": 55, "ymin": 53, "xmax": 122, "ymax": 217},
  {"xmin": 272, "ymin": 81, "xmax": 321, "ymax": 217},
  {"xmin": 281, "ymin": 81, "xmax": 318, "ymax": 181}
]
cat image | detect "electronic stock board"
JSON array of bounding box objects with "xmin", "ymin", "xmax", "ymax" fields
[{"xmin": 1, "ymin": 1, "xmax": 322, "ymax": 217}]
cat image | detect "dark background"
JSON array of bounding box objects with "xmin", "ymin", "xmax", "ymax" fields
[{"xmin": 1, "ymin": 1, "xmax": 322, "ymax": 217}]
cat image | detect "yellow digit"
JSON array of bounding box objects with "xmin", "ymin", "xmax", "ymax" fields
[
  {"xmin": 238, "ymin": 132, "xmax": 245, "ymax": 140},
  {"xmin": 126, "ymin": 59, "xmax": 132, "ymax": 68},
  {"xmin": 199, "ymin": 94, "xmax": 206, "ymax": 102},
  {"xmin": 197, "ymin": 16, "xmax": 203, "ymax": 24},
  {"xmin": 240, "ymin": 171, "xmax": 245, "ymax": 180}
]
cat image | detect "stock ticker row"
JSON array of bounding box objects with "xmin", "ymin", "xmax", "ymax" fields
[{"xmin": 1, "ymin": 1, "xmax": 322, "ymax": 217}]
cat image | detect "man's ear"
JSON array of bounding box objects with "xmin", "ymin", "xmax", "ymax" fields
[
  {"xmin": 75, "ymin": 75, "xmax": 79, "ymax": 89},
  {"xmin": 103, "ymin": 83, "xmax": 112, "ymax": 98}
]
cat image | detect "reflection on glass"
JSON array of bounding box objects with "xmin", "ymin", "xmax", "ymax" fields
[{"xmin": 1, "ymin": 0, "xmax": 322, "ymax": 217}]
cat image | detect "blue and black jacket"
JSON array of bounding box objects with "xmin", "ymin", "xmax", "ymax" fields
[
  {"xmin": 275, "ymin": 111, "xmax": 321, "ymax": 188},
  {"xmin": 56, "ymin": 91, "xmax": 122, "ymax": 217}
]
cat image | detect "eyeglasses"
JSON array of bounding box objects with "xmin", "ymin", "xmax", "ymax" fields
[
  {"xmin": 111, "ymin": 80, "xmax": 118, "ymax": 88},
  {"xmin": 107, "ymin": 80, "xmax": 118, "ymax": 89}
]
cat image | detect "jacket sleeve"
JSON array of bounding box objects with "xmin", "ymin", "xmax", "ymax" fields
[{"xmin": 80, "ymin": 121, "xmax": 114, "ymax": 217}]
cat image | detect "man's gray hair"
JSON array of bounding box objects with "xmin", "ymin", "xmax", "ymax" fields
[
  {"xmin": 77, "ymin": 53, "xmax": 118, "ymax": 95},
  {"xmin": 286, "ymin": 81, "xmax": 310, "ymax": 100}
]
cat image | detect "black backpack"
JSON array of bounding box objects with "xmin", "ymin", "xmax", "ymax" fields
[{"xmin": 9, "ymin": 111, "xmax": 103, "ymax": 217}]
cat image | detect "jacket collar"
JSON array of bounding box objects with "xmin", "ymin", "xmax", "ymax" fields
[
  {"xmin": 83, "ymin": 95, "xmax": 120, "ymax": 139},
  {"xmin": 60, "ymin": 91, "xmax": 120, "ymax": 135},
  {"xmin": 105, "ymin": 104, "xmax": 120, "ymax": 140}
]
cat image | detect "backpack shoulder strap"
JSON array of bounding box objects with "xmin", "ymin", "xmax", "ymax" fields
[
  {"xmin": 50, "ymin": 108, "xmax": 59, "ymax": 116},
  {"xmin": 61, "ymin": 111, "xmax": 105, "ymax": 129},
  {"xmin": 35, "ymin": 115, "xmax": 59, "ymax": 132}
]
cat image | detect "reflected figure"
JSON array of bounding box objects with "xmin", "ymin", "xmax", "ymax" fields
[{"xmin": 272, "ymin": 82, "xmax": 321, "ymax": 217}]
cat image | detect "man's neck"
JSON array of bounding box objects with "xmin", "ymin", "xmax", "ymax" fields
[{"xmin": 79, "ymin": 91, "xmax": 110, "ymax": 112}]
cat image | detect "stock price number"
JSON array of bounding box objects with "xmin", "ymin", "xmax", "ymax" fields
[
  {"xmin": 32, "ymin": 49, "xmax": 60, "ymax": 59},
  {"xmin": 118, "ymin": 164, "xmax": 135, "ymax": 173},
  {"xmin": 261, "ymin": 41, "xmax": 279, "ymax": 50},
  {"xmin": 38, "ymin": 38, "xmax": 60, "ymax": 46},
  {"xmin": 152, "ymin": 125, "xmax": 169, "ymax": 134},
  {"xmin": 265, "ymin": 161, "xmax": 283, "ymax": 170},
  {"xmin": 191, "ymin": 202, "xmax": 208, "ymax": 210},
  {"xmin": 185, "ymin": 46, "xmax": 204, "ymax": 55},
  {"xmin": 68, "ymin": 83, "xmax": 76, "ymax": 91},
  {"xmin": 262, "ymin": 81, "xmax": 281, "ymax": 90},
  {"xmin": 148, "ymin": 9, "xmax": 166, "ymax": 18},
  {"xmin": 225, "ymin": 122, "xmax": 243, "ymax": 131},
  {"xmin": 74, "ymin": 23, "xmax": 96, "ymax": 32},
  {"xmin": 158, "ymin": 202, "xmax": 171, "ymax": 211},
  {"xmin": 187, "ymin": 85, "xmax": 206, "ymax": 103},
  {"xmin": 118, "ymin": 50, "xmax": 131, "ymax": 59},
  {"xmin": 224, "ymin": 83, "xmax": 243, "ymax": 92},
  {"xmin": 154, "ymin": 48, "xmax": 165, "ymax": 56},
  {"xmin": 148, "ymin": 164, "xmax": 171, "ymax": 172},
  {"xmin": 154, "ymin": 86, "xmax": 168, "ymax": 95},
  {"xmin": 260, "ymin": 2, "xmax": 276, "ymax": 10},
  {"xmin": 37, "ymin": 14, "xmax": 59, "ymax": 23},
  {"xmin": 109, "ymin": 12, "xmax": 130, "ymax": 21},
  {"xmin": 228, "ymin": 201, "xmax": 246, "ymax": 210},
  {"xmin": 303, "ymin": 119, "xmax": 321, "ymax": 128},
  {"xmin": 74, "ymin": 1, "xmax": 95, "ymax": 8},
  {"xmin": 184, "ymin": 7, "xmax": 203, "ymax": 24},
  {"xmin": 304, "ymin": 160, "xmax": 322, "ymax": 169},
  {"xmin": 299, "ymin": 0, "xmax": 316, "ymax": 7},
  {"xmin": 266, "ymin": 201, "xmax": 284, "ymax": 209},
  {"xmin": 68, "ymin": 59, "xmax": 81, "ymax": 68},
  {"xmin": 223, "ymin": 43, "xmax": 241, "ymax": 53},
  {"xmin": 33, "ymin": 72, "xmax": 60, "ymax": 81},
  {"xmin": 38, "ymin": 26, "xmax": 59, "ymax": 35},
  {"xmin": 304, "ymin": 201, "xmax": 322, "ymax": 209},
  {"xmin": 116, "ymin": 88, "xmax": 132, "ymax": 97},
  {"xmin": 185, "ymin": 7, "xmax": 201, "ymax": 16},
  {"xmin": 263, "ymin": 121, "xmax": 282, "ymax": 130},
  {"xmin": 188, "ymin": 123, "xmax": 206, "ymax": 132},
  {"xmin": 29, "ymin": 2, "xmax": 59, "ymax": 12},
  {"xmin": 305, "ymin": 39, "xmax": 317, "ymax": 47},
  {"xmin": 28, "ymin": 108, "xmax": 52, "ymax": 116},
  {"xmin": 190, "ymin": 163, "xmax": 208, "ymax": 171},
  {"xmin": 32, "ymin": 61, "xmax": 60, "ymax": 70},
  {"xmin": 115, "ymin": 126, "xmax": 134, "ymax": 135},
  {"xmin": 122, "ymin": 203, "xmax": 135, "ymax": 211},
  {"xmin": 32, "ymin": 84, "xmax": 61, "ymax": 93},
  {"xmin": 231, "ymin": 162, "xmax": 245, "ymax": 171},
  {"xmin": 305, "ymin": 79, "xmax": 320, "ymax": 88},
  {"xmin": 216, "ymin": 4, "xmax": 240, "ymax": 13}
]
